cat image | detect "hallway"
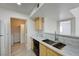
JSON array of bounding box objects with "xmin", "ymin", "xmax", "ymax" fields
[{"xmin": 11, "ymin": 42, "xmax": 35, "ymax": 56}]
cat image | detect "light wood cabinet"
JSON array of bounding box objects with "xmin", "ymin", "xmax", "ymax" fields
[
  {"xmin": 35, "ymin": 17, "xmax": 44, "ymax": 31},
  {"xmin": 40, "ymin": 43, "xmax": 62, "ymax": 56},
  {"xmin": 31, "ymin": 40, "xmax": 34, "ymax": 50},
  {"xmin": 31, "ymin": 38, "xmax": 34, "ymax": 50},
  {"xmin": 40, "ymin": 44, "xmax": 47, "ymax": 56},
  {"xmin": 47, "ymin": 48, "xmax": 61, "ymax": 56}
]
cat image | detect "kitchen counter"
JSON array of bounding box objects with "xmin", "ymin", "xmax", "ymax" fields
[{"xmin": 31, "ymin": 35, "xmax": 79, "ymax": 56}]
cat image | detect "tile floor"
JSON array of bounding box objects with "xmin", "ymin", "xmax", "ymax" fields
[{"xmin": 11, "ymin": 42, "xmax": 36, "ymax": 56}]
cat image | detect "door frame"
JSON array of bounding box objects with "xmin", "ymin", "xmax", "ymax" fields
[{"xmin": 10, "ymin": 17, "xmax": 27, "ymax": 55}]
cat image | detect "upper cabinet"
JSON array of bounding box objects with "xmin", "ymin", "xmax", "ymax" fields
[{"xmin": 34, "ymin": 17, "xmax": 44, "ymax": 31}]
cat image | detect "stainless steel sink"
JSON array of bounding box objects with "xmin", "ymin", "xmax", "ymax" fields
[
  {"xmin": 42, "ymin": 39, "xmax": 56, "ymax": 45},
  {"xmin": 53, "ymin": 42, "xmax": 66, "ymax": 49},
  {"xmin": 42, "ymin": 39, "xmax": 66, "ymax": 49}
]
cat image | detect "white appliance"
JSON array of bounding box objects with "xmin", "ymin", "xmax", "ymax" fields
[
  {"xmin": 0, "ymin": 20, "xmax": 1, "ymax": 35},
  {"xmin": 0, "ymin": 20, "xmax": 5, "ymax": 35},
  {"xmin": 0, "ymin": 20, "xmax": 5, "ymax": 56},
  {"xmin": 0, "ymin": 20, "xmax": 2, "ymax": 55}
]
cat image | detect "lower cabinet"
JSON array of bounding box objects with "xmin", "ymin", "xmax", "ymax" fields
[
  {"xmin": 31, "ymin": 39, "xmax": 34, "ymax": 50},
  {"xmin": 47, "ymin": 48, "xmax": 61, "ymax": 56},
  {"xmin": 40, "ymin": 44, "xmax": 47, "ymax": 56},
  {"xmin": 40, "ymin": 43, "xmax": 62, "ymax": 56}
]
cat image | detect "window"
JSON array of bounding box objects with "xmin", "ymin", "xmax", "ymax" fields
[{"xmin": 59, "ymin": 20, "xmax": 71, "ymax": 35}]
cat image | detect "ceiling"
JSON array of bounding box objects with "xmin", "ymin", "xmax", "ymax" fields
[
  {"xmin": 0, "ymin": 3, "xmax": 79, "ymax": 17},
  {"xmin": 0, "ymin": 3, "xmax": 37, "ymax": 15},
  {"xmin": 32, "ymin": 3, "xmax": 79, "ymax": 17},
  {"xmin": 58, "ymin": 3, "xmax": 79, "ymax": 10}
]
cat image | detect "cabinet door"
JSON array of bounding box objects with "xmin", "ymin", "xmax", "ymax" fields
[
  {"xmin": 39, "ymin": 18, "xmax": 44, "ymax": 31},
  {"xmin": 40, "ymin": 44, "xmax": 47, "ymax": 56},
  {"xmin": 47, "ymin": 48, "xmax": 61, "ymax": 56},
  {"xmin": 35, "ymin": 19, "xmax": 39, "ymax": 31},
  {"xmin": 35, "ymin": 17, "xmax": 44, "ymax": 31}
]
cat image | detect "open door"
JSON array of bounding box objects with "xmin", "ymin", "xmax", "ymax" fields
[{"xmin": 10, "ymin": 17, "xmax": 27, "ymax": 55}]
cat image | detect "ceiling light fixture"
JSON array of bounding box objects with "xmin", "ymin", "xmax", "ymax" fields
[
  {"xmin": 30, "ymin": 3, "xmax": 44, "ymax": 17},
  {"xmin": 17, "ymin": 2, "xmax": 21, "ymax": 5}
]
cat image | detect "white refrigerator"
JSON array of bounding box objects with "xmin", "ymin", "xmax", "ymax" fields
[
  {"xmin": 0, "ymin": 20, "xmax": 1, "ymax": 55},
  {"xmin": 0, "ymin": 20, "xmax": 5, "ymax": 56}
]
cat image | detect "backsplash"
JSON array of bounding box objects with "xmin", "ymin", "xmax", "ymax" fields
[
  {"xmin": 43, "ymin": 33, "xmax": 55, "ymax": 41},
  {"xmin": 35, "ymin": 31, "xmax": 79, "ymax": 48}
]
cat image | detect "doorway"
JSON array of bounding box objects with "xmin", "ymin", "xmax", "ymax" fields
[{"xmin": 10, "ymin": 17, "xmax": 27, "ymax": 56}]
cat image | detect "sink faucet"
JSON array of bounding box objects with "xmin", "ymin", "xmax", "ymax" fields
[{"xmin": 55, "ymin": 32, "xmax": 58, "ymax": 41}]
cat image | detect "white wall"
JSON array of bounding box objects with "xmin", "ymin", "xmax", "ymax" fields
[
  {"xmin": 44, "ymin": 17, "xmax": 58, "ymax": 33},
  {"xmin": 26, "ymin": 19, "xmax": 36, "ymax": 50},
  {"xmin": 59, "ymin": 7, "xmax": 74, "ymax": 20},
  {"xmin": 58, "ymin": 3, "xmax": 79, "ymax": 20},
  {"xmin": 71, "ymin": 7, "xmax": 79, "ymax": 37},
  {"xmin": 0, "ymin": 8, "xmax": 34, "ymax": 55},
  {"xmin": 32, "ymin": 4, "xmax": 79, "ymax": 34},
  {"xmin": 32, "ymin": 4, "xmax": 59, "ymax": 33},
  {"xmin": 58, "ymin": 4, "xmax": 79, "ymax": 36}
]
